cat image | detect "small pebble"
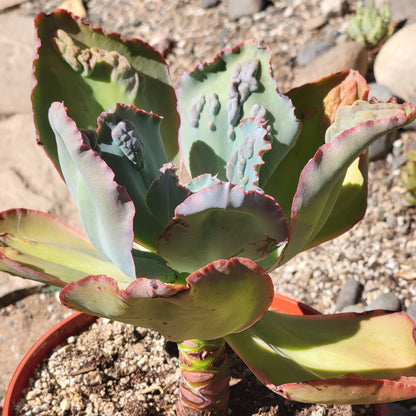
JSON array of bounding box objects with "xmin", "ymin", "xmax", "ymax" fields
[
  {"xmin": 60, "ymin": 397, "xmax": 71, "ymax": 411},
  {"xmin": 201, "ymin": 0, "xmax": 220, "ymax": 9},
  {"xmin": 335, "ymin": 279, "xmax": 363, "ymax": 311},
  {"xmin": 406, "ymin": 302, "xmax": 416, "ymax": 325},
  {"xmin": 366, "ymin": 293, "xmax": 402, "ymax": 311},
  {"xmin": 340, "ymin": 304, "xmax": 365, "ymax": 313},
  {"xmin": 296, "ymin": 40, "xmax": 335, "ymax": 66},
  {"xmin": 303, "ymin": 15, "xmax": 328, "ymax": 31}
]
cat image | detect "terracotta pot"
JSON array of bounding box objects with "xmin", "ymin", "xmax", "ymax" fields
[
  {"xmin": 3, "ymin": 311, "xmax": 96, "ymax": 415},
  {"xmin": 3, "ymin": 295, "xmax": 387, "ymax": 416}
]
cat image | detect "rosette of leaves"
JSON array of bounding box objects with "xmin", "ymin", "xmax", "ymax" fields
[
  {"xmin": 348, "ymin": 0, "xmax": 392, "ymax": 49},
  {"xmin": 2, "ymin": 10, "xmax": 416, "ymax": 416}
]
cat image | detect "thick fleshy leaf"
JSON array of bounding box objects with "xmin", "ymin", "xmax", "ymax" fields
[
  {"xmin": 278, "ymin": 376, "xmax": 416, "ymax": 405},
  {"xmin": 0, "ymin": 209, "xmax": 132, "ymax": 288},
  {"xmin": 157, "ymin": 182, "xmax": 288, "ymax": 273},
  {"xmin": 226, "ymin": 309, "xmax": 416, "ymax": 404},
  {"xmin": 33, "ymin": 10, "xmax": 179, "ymax": 169},
  {"xmin": 60, "ymin": 257, "xmax": 274, "ymax": 341},
  {"xmin": 48, "ymin": 102, "xmax": 136, "ymax": 277},
  {"xmin": 264, "ymin": 70, "xmax": 369, "ymax": 220},
  {"xmin": 131, "ymin": 248, "xmax": 185, "ymax": 285},
  {"xmin": 95, "ymin": 104, "xmax": 170, "ymax": 249},
  {"xmin": 185, "ymin": 118, "xmax": 271, "ymax": 191},
  {"xmin": 306, "ymin": 154, "xmax": 368, "ymax": 248},
  {"xmin": 145, "ymin": 164, "xmax": 191, "ymax": 229},
  {"xmin": 185, "ymin": 174, "xmax": 222, "ymax": 193},
  {"xmin": 178, "ymin": 42, "xmax": 300, "ymax": 184},
  {"xmin": 280, "ymin": 100, "xmax": 416, "ymax": 264},
  {"xmin": 224, "ymin": 119, "xmax": 271, "ymax": 191}
]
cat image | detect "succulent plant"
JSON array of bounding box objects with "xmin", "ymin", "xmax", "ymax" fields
[
  {"xmin": 2, "ymin": 10, "xmax": 416, "ymax": 416},
  {"xmin": 401, "ymin": 149, "xmax": 416, "ymax": 206},
  {"xmin": 348, "ymin": 0, "xmax": 392, "ymax": 49}
]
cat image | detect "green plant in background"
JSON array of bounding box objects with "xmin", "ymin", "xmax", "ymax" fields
[
  {"xmin": 401, "ymin": 149, "xmax": 416, "ymax": 206},
  {"xmin": 2, "ymin": 10, "xmax": 416, "ymax": 416},
  {"xmin": 348, "ymin": 0, "xmax": 392, "ymax": 49}
]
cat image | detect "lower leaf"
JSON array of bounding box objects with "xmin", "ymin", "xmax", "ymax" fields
[
  {"xmin": 60, "ymin": 257, "xmax": 274, "ymax": 341},
  {"xmin": 0, "ymin": 209, "xmax": 131, "ymax": 287},
  {"xmin": 226, "ymin": 309, "xmax": 416, "ymax": 404}
]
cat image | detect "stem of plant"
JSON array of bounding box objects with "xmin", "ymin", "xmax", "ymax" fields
[{"xmin": 176, "ymin": 338, "xmax": 230, "ymax": 416}]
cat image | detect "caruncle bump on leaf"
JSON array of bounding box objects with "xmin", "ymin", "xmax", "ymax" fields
[
  {"xmin": 111, "ymin": 119, "xmax": 145, "ymax": 169},
  {"xmin": 189, "ymin": 95, "xmax": 206, "ymax": 128}
]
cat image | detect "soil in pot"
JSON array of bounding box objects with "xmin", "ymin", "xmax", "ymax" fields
[{"xmin": 14, "ymin": 318, "xmax": 378, "ymax": 416}]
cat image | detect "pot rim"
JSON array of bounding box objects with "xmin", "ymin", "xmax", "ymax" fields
[{"xmin": 3, "ymin": 311, "xmax": 96, "ymax": 415}]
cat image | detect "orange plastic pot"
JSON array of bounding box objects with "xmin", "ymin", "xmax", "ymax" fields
[{"xmin": 3, "ymin": 295, "xmax": 387, "ymax": 416}]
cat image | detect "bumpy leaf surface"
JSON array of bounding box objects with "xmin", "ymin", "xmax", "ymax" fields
[
  {"xmin": 178, "ymin": 42, "xmax": 300, "ymax": 185},
  {"xmin": 96, "ymin": 104, "xmax": 181, "ymax": 250},
  {"xmin": 60, "ymin": 257, "xmax": 274, "ymax": 341},
  {"xmin": 33, "ymin": 10, "xmax": 179, "ymax": 170}
]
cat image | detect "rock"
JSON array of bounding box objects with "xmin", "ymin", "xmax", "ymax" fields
[
  {"xmin": 366, "ymin": 292, "xmax": 402, "ymax": 311},
  {"xmin": 304, "ymin": 15, "xmax": 328, "ymax": 31},
  {"xmin": 367, "ymin": 83, "xmax": 398, "ymax": 160},
  {"xmin": 391, "ymin": 153, "xmax": 409, "ymax": 171},
  {"xmin": 320, "ymin": 0, "xmax": 348, "ymax": 17},
  {"xmin": 369, "ymin": 134, "xmax": 397, "ymax": 160},
  {"xmin": 226, "ymin": 0, "xmax": 264, "ymax": 19},
  {"xmin": 406, "ymin": 302, "xmax": 416, "ymax": 325},
  {"xmin": 293, "ymin": 41, "xmax": 368, "ymax": 87},
  {"xmin": 340, "ymin": 304, "xmax": 365, "ymax": 313},
  {"xmin": 371, "ymin": 0, "xmax": 416, "ymax": 24},
  {"xmin": 374, "ymin": 23, "xmax": 416, "ymax": 103},
  {"xmin": 0, "ymin": 272, "xmax": 42, "ymax": 306},
  {"xmin": 0, "ymin": 0, "xmax": 25, "ymax": 11},
  {"xmin": 57, "ymin": 0, "xmax": 87, "ymax": 18},
  {"xmin": 368, "ymin": 82, "xmax": 394, "ymax": 102},
  {"xmin": 296, "ymin": 40, "xmax": 336, "ymax": 67},
  {"xmin": 335, "ymin": 279, "xmax": 363, "ymax": 311},
  {"xmin": 0, "ymin": 13, "xmax": 33, "ymax": 114},
  {"xmin": 201, "ymin": 0, "xmax": 220, "ymax": 9}
]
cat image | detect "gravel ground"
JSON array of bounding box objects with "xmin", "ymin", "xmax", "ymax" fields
[
  {"xmin": 15, "ymin": 318, "xmax": 377, "ymax": 416},
  {"xmin": 22, "ymin": 0, "xmax": 349, "ymax": 90}
]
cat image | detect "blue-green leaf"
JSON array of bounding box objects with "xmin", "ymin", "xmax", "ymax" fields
[
  {"xmin": 157, "ymin": 182, "xmax": 288, "ymax": 273},
  {"xmin": 96, "ymin": 104, "xmax": 169, "ymax": 250},
  {"xmin": 178, "ymin": 42, "xmax": 300, "ymax": 184},
  {"xmin": 145, "ymin": 164, "xmax": 190, "ymax": 229},
  {"xmin": 48, "ymin": 102, "xmax": 136, "ymax": 278}
]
